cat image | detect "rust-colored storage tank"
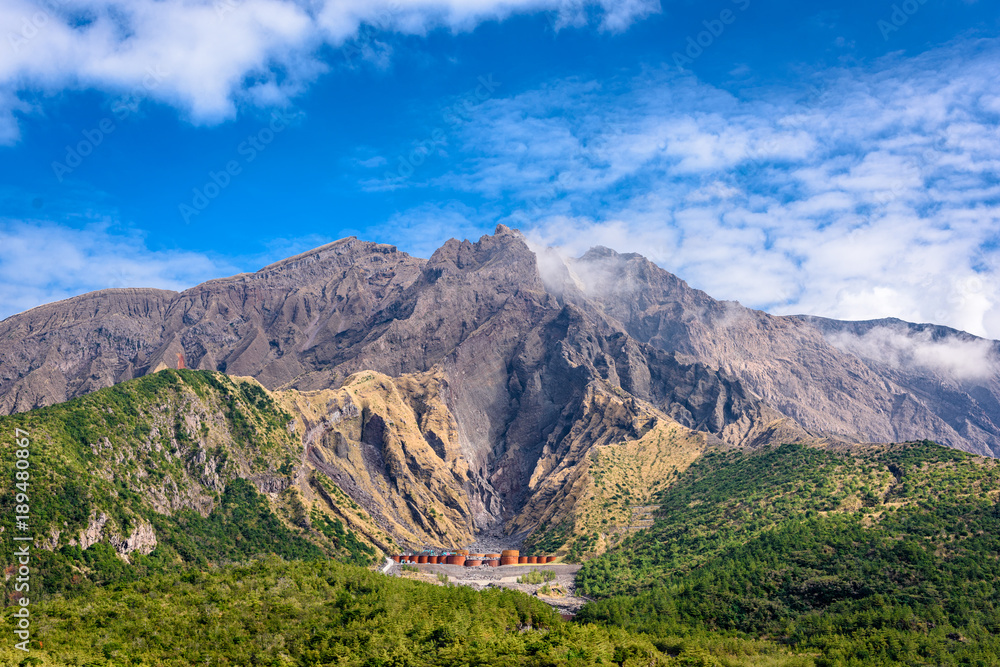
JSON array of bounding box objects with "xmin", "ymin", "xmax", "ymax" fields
[
  {"xmin": 457, "ymin": 550, "xmax": 469, "ymax": 556},
  {"xmin": 428, "ymin": 555, "xmax": 438, "ymax": 564},
  {"xmin": 391, "ymin": 555, "xmax": 402, "ymax": 562},
  {"xmin": 464, "ymin": 559, "xmax": 482, "ymax": 567},
  {"xmin": 417, "ymin": 555, "xmax": 428, "ymax": 564},
  {"xmin": 486, "ymin": 559, "xmax": 499, "ymax": 567},
  {"xmin": 518, "ymin": 556, "xmax": 527, "ymax": 564},
  {"xmin": 501, "ymin": 549, "xmax": 518, "ymax": 557},
  {"xmin": 446, "ymin": 555, "xmax": 465, "ymax": 566},
  {"xmin": 545, "ymin": 556, "xmax": 556, "ymax": 563},
  {"xmin": 527, "ymin": 556, "xmax": 538, "ymax": 564},
  {"xmin": 485, "ymin": 553, "xmax": 501, "ymax": 559},
  {"xmin": 500, "ymin": 557, "xmax": 518, "ymax": 566}
]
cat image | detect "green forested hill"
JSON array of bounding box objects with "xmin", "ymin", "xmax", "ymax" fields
[
  {"xmin": 576, "ymin": 442, "xmax": 1000, "ymax": 665},
  {"xmin": 0, "ymin": 369, "xmax": 378, "ymax": 600},
  {"xmin": 0, "ymin": 556, "xmax": 823, "ymax": 667}
]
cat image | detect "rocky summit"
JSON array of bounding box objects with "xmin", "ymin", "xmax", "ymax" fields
[{"xmin": 1, "ymin": 225, "xmax": 998, "ymax": 552}]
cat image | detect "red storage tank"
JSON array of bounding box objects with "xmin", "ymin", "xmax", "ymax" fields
[
  {"xmin": 500, "ymin": 557, "xmax": 518, "ymax": 566},
  {"xmin": 518, "ymin": 556, "xmax": 527, "ymax": 564},
  {"xmin": 485, "ymin": 553, "xmax": 501, "ymax": 559},
  {"xmin": 391, "ymin": 555, "xmax": 402, "ymax": 562},
  {"xmin": 464, "ymin": 559, "xmax": 482, "ymax": 567},
  {"xmin": 527, "ymin": 556, "xmax": 538, "ymax": 564},
  {"xmin": 446, "ymin": 555, "xmax": 466, "ymax": 566},
  {"xmin": 486, "ymin": 559, "xmax": 499, "ymax": 567},
  {"xmin": 417, "ymin": 555, "xmax": 428, "ymax": 564},
  {"xmin": 545, "ymin": 556, "xmax": 556, "ymax": 563}
]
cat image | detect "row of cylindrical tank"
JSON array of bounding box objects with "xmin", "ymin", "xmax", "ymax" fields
[{"xmin": 391, "ymin": 549, "xmax": 555, "ymax": 566}]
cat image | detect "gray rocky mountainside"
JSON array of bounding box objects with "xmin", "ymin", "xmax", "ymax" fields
[{"xmin": 1, "ymin": 226, "xmax": 997, "ymax": 486}]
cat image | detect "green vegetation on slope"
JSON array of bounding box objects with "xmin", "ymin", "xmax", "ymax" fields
[
  {"xmin": 576, "ymin": 442, "xmax": 1000, "ymax": 665},
  {"xmin": 0, "ymin": 556, "xmax": 820, "ymax": 667},
  {"xmin": 15, "ymin": 478, "xmax": 328, "ymax": 601},
  {"xmin": 0, "ymin": 369, "xmax": 379, "ymax": 602}
]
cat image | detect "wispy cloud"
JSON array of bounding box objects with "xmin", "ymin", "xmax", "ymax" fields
[
  {"xmin": 825, "ymin": 326, "xmax": 998, "ymax": 382},
  {"xmin": 0, "ymin": 0, "xmax": 659, "ymax": 143},
  {"xmin": 0, "ymin": 218, "xmax": 237, "ymax": 320},
  {"xmin": 411, "ymin": 38, "xmax": 1000, "ymax": 338}
]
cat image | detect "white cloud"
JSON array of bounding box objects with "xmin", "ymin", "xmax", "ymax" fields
[
  {"xmin": 826, "ymin": 326, "xmax": 998, "ymax": 382},
  {"xmin": 0, "ymin": 219, "xmax": 239, "ymax": 320},
  {"xmin": 417, "ymin": 39, "xmax": 1000, "ymax": 339},
  {"xmin": 0, "ymin": 0, "xmax": 658, "ymax": 141}
]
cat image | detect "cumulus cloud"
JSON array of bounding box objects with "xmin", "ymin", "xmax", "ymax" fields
[
  {"xmin": 418, "ymin": 38, "xmax": 1000, "ymax": 339},
  {"xmin": 0, "ymin": 219, "xmax": 239, "ymax": 320},
  {"xmin": 826, "ymin": 326, "xmax": 999, "ymax": 382},
  {"xmin": 0, "ymin": 0, "xmax": 658, "ymax": 141}
]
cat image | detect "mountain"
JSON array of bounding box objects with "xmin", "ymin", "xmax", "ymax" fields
[
  {"xmin": 1, "ymin": 225, "xmax": 998, "ymax": 555},
  {"xmin": 560, "ymin": 247, "xmax": 1000, "ymax": 456},
  {"xmin": 3, "ymin": 228, "xmax": 1000, "ymax": 666}
]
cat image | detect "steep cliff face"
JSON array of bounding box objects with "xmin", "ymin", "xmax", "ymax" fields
[
  {"xmin": 0, "ymin": 238, "xmax": 425, "ymax": 414},
  {"xmin": 798, "ymin": 316, "xmax": 1000, "ymax": 457},
  {"xmin": 0, "ymin": 287, "xmax": 177, "ymax": 415},
  {"xmin": 564, "ymin": 248, "xmax": 1000, "ymax": 456},
  {"xmin": 279, "ymin": 370, "xmax": 479, "ymax": 548}
]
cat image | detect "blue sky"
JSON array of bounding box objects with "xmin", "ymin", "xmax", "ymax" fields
[{"xmin": 1, "ymin": 0, "xmax": 999, "ymax": 338}]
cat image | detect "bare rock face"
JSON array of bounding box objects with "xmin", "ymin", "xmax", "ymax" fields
[
  {"xmin": 74, "ymin": 512, "xmax": 109, "ymax": 551},
  {"xmin": 0, "ymin": 288, "xmax": 176, "ymax": 414},
  {"xmin": 116, "ymin": 521, "xmax": 158, "ymax": 561},
  {"xmin": 563, "ymin": 248, "xmax": 1000, "ymax": 456},
  {"xmin": 797, "ymin": 316, "xmax": 1000, "ymax": 457},
  {"xmin": 1, "ymin": 224, "xmax": 998, "ymax": 550},
  {"xmin": 0, "ymin": 238, "xmax": 424, "ymax": 415}
]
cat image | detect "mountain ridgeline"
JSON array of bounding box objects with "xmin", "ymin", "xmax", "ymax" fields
[{"xmin": 0, "ymin": 225, "xmax": 998, "ymax": 553}]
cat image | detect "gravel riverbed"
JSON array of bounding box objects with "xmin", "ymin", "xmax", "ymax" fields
[{"xmin": 384, "ymin": 560, "xmax": 589, "ymax": 615}]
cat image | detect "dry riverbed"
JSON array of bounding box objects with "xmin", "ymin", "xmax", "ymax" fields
[{"xmin": 384, "ymin": 560, "xmax": 588, "ymax": 616}]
